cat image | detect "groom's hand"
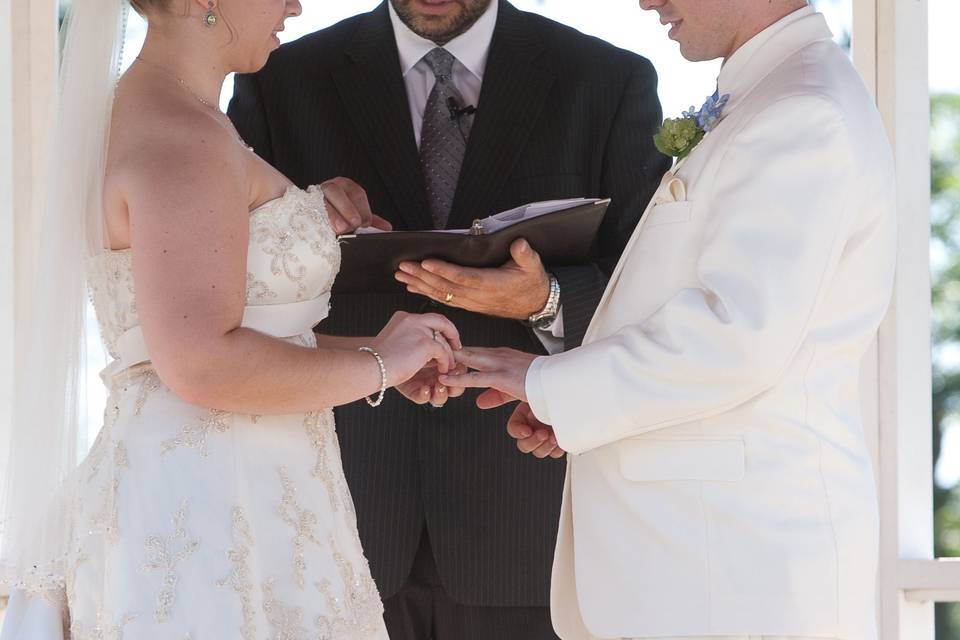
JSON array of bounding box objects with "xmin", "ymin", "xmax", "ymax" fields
[
  {"xmin": 440, "ymin": 346, "xmax": 536, "ymax": 402},
  {"xmin": 320, "ymin": 177, "xmax": 392, "ymax": 234},
  {"xmin": 508, "ymin": 403, "xmax": 566, "ymax": 459},
  {"xmin": 394, "ymin": 238, "xmax": 550, "ymax": 320}
]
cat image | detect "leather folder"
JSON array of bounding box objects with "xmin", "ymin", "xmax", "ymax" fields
[{"xmin": 333, "ymin": 198, "xmax": 611, "ymax": 294}]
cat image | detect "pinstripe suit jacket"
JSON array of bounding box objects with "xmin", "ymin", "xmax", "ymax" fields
[{"xmin": 228, "ymin": 0, "xmax": 670, "ymax": 607}]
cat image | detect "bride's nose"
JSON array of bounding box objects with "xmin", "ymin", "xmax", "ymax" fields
[{"xmin": 286, "ymin": 0, "xmax": 302, "ymax": 18}]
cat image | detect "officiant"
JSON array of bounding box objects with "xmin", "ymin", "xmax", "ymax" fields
[{"xmin": 228, "ymin": 0, "xmax": 670, "ymax": 636}]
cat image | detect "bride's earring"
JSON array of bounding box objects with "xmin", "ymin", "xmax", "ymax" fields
[{"xmin": 203, "ymin": 2, "xmax": 217, "ymax": 27}]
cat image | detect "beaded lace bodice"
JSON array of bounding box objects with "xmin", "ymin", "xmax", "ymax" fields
[{"xmin": 88, "ymin": 185, "xmax": 340, "ymax": 360}]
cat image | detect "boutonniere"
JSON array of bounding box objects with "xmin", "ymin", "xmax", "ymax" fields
[{"xmin": 654, "ymin": 91, "xmax": 730, "ymax": 160}]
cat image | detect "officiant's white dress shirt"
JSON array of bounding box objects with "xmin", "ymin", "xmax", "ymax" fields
[{"xmin": 388, "ymin": 2, "xmax": 565, "ymax": 350}]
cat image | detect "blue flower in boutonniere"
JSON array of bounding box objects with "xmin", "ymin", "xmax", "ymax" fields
[{"xmin": 654, "ymin": 90, "xmax": 730, "ymax": 160}]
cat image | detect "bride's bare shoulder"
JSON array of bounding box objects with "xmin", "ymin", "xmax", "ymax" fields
[{"xmin": 106, "ymin": 78, "xmax": 245, "ymax": 195}]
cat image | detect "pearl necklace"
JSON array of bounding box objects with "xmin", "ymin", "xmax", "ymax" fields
[{"xmin": 135, "ymin": 56, "xmax": 221, "ymax": 110}]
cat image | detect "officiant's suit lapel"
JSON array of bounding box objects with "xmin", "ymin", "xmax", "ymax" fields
[
  {"xmin": 446, "ymin": 2, "xmax": 556, "ymax": 230},
  {"xmin": 332, "ymin": 4, "xmax": 433, "ymax": 231}
]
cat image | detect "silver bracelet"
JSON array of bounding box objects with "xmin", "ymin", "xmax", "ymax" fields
[{"xmin": 358, "ymin": 347, "xmax": 387, "ymax": 407}]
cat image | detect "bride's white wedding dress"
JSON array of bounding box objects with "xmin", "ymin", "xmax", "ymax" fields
[{"xmin": 3, "ymin": 185, "xmax": 387, "ymax": 639}]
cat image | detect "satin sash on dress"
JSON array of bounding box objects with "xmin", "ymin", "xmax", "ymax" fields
[{"xmin": 101, "ymin": 292, "xmax": 331, "ymax": 380}]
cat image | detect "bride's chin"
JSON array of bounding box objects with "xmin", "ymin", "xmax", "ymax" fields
[{"xmin": 237, "ymin": 53, "xmax": 273, "ymax": 75}]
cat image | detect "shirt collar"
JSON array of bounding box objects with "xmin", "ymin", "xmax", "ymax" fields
[
  {"xmin": 717, "ymin": 6, "xmax": 830, "ymax": 111},
  {"xmin": 389, "ymin": 0, "xmax": 499, "ymax": 81}
]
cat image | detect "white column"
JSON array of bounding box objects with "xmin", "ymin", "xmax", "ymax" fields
[
  {"xmin": 871, "ymin": 0, "xmax": 934, "ymax": 637},
  {"xmin": 0, "ymin": 0, "xmax": 16, "ymax": 566}
]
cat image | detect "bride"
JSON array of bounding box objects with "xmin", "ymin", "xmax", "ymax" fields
[{"xmin": 0, "ymin": 0, "xmax": 461, "ymax": 637}]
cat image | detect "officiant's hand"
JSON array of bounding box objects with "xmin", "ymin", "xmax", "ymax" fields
[
  {"xmin": 396, "ymin": 362, "xmax": 468, "ymax": 407},
  {"xmin": 394, "ymin": 238, "xmax": 550, "ymax": 320},
  {"xmin": 440, "ymin": 347, "xmax": 537, "ymax": 403},
  {"xmin": 320, "ymin": 177, "xmax": 393, "ymax": 234}
]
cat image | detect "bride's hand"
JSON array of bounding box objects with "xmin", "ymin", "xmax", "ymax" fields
[
  {"xmin": 371, "ymin": 312, "xmax": 461, "ymax": 388},
  {"xmin": 395, "ymin": 362, "xmax": 468, "ymax": 407},
  {"xmin": 319, "ymin": 176, "xmax": 392, "ymax": 234}
]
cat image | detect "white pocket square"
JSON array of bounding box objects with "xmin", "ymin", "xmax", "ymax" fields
[{"xmin": 655, "ymin": 176, "xmax": 687, "ymax": 205}]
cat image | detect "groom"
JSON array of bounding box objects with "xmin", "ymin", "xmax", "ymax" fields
[
  {"xmin": 229, "ymin": 0, "xmax": 669, "ymax": 637},
  {"xmin": 446, "ymin": 1, "xmax": 897, "ymax": 639}
]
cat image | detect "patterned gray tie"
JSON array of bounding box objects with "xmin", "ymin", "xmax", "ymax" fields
[{"xmin": 419, "ymin": 47, "xmax": 473, "ymax": 229}]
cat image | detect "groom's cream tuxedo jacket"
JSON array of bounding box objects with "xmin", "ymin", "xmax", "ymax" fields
[{"xmin": 525, "ymin": 8, "xmax": 896, "ymax": 640}]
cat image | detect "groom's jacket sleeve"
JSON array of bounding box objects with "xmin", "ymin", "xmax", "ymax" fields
[
  {"xmin": 553, "ymin": 58, "xmax": 672, "ymax": 350},
  {"xmin": 528, "ymin": 95, "xmax": 889, "ymax": 455},
  {"xmin": 228, "ymin": 73, "xmax": 275, "ymax": 165}
]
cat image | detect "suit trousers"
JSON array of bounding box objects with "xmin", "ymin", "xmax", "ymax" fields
[{"xmin": 382, "ymin": 528, "xmax": 559, "ymax": 640}]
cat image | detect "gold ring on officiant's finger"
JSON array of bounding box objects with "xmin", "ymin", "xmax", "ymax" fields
[{"xmin": 444, "ymin": 292, "xmax": 454, "ymax": 303}]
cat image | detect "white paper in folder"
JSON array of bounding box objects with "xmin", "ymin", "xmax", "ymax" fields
[{"xmin": 353, "ymin": 197, "xmax": 602, "ymax": 236}]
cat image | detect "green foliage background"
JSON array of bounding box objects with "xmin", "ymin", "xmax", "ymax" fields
[{"xmin": 931, "ymin": 92, "xmax": 960, "ymax": 639}]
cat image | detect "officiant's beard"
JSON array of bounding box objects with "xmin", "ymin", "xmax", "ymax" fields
[{"xmin": 390, "ymin": 0, "xmax": 493, "ymax": 46}]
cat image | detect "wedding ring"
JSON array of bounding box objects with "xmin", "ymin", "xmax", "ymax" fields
[
  {"xmin": 444, "ymin": 292, "xmax": 454, "ymax": 303},
  {"xmin": 432, "ymin": 330, "xmax": 440, "ymax": 341}
]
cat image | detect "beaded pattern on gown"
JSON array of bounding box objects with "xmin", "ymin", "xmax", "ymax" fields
[{"xmin": 6, "ymin": 185, "xmax": 386, "ymax": 640}]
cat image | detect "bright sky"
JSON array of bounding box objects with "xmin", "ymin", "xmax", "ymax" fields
[{"xmin": 117, "ymin": 0, "xmax": 959, "ymax": 110}]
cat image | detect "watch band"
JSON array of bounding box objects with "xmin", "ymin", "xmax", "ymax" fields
[{"xmin": 528, "ymin": 274, "xmax": 561, "ymax": 329}]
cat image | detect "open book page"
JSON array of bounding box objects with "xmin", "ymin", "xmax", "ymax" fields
[{"xmin": 353, "ymin": 197, "xmax": 602, "ymax": 235}]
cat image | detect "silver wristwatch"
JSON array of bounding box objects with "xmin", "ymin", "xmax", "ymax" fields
[{"xmin": 528, "ymin": 274, "xmax": 561, "ymax": 330}]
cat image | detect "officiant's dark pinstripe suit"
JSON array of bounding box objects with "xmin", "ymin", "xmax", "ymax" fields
[{"xmin": 229, "ymin": 1, "xmax": 669, "ymax": 634}]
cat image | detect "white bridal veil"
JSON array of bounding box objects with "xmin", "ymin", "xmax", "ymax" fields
[{"xmin": 0, "ymin": 0, "xmax": 127, "ymax": 594}]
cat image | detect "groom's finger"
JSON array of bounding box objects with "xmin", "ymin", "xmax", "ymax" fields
[
  {"xmin": 507, "ymin": 413, "xmax": 534, "ymax": 439},
  {"xmin": 476, "ymin": 388, "xmax": 514, "ymax": 409},
  {"xmin": 531, "ymin": 437, "xmax": 559, "ymax": 459},
  {"xmin": 516, "ymin": 429, "xmax": 551, "ymax": 454},
  {"xmin": 440, "ymin": 369, "xmax": 500, "ymax": 389}
]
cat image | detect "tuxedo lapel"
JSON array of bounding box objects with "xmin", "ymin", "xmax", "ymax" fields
[
  {"xmin": 445, "ymin": 1, "xmax": 557, "ymax": 230},
  {"xmin": 332, "ymin": 4, "xmax": 433, "ymax": 230}
]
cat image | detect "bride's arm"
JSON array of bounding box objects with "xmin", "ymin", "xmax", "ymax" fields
[
  {"xmin": 312, "ymin": 335, "xmax": 370, "ymax": 350},
  {"xmin": 119, "ymin": 121, "xmax": 457, "ymax": 415}
]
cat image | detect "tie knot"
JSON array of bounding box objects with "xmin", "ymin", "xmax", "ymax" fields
[{"xmin": 423, "ymin": 47, "xmax": 456, "ymax": 81}]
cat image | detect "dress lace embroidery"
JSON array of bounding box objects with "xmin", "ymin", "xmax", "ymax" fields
[
  {"xmin": 314, "ymin": 534, "xmax": 383, "ymax": 639},
  {"xmin": 217, "ymin": 506, "xmax": 257, "ymax": 640},
  {"xmin": 160, "ymin": 409, "xmax": 232, "ymax": 457},
  {"xmin": 140, "ymin": 501, "xmax": 201, "ymax": 623},
  {"xmin": 277, "ymin": 467, "xmax": 323, "ymax": 589},
  {"xmin": 303, "ymin": 411, "xmax": 342, "ymax": 514},
  {"xmin": 262, "ymin": 578, "xmax": 308, "ymax": 640},
  {"xmin": 71, "ymin": 610, "xmax": 137, "ymax": 640}
]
